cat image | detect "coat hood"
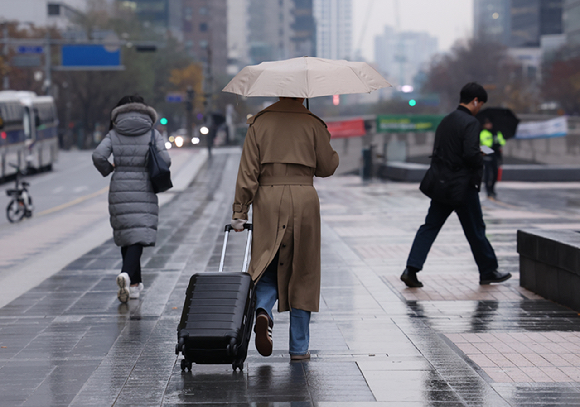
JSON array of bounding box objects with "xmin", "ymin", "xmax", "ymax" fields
[{"xmin": 111, "ymin": 103, "xmax": 158, "ymax": 136}]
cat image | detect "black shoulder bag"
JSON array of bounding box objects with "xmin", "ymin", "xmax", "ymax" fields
[
  {"xmin": 419, "ymin": 146, "xmax": 471, "ymax": 207},
  {"xmin": 148, "ymin": 129, "xmax": 172, "ymax": 193}
]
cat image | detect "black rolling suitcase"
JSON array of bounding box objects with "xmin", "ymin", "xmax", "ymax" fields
[{"xmin": 176, "ymin": 223, "xmax": 255, "ymax": 371}]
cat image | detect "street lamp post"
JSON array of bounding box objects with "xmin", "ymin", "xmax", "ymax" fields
[{"xmin": 185, "ymin": 86, "xmax": 194, "ymax": 142}]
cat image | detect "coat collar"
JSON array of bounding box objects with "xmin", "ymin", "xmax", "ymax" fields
[
  {"xmin": 246, "ymin": 99, "xmax": 326, "ymax": 127},
  {"xmin": 111, "ymin": 102, "xmax": 158, "ymax": 123},
  {"xmin": 456, "ymin": 105, "xmax": 473, "ymax": 116}
]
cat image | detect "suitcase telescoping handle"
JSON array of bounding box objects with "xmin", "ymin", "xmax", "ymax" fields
[{"xmin": 219, "ymin": 223, "xmax": 253, "ymax": 273}]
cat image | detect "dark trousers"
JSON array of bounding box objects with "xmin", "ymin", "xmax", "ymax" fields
[
  {"xmin": 121, "ymin": 244, "xmax": 143, "ymax": 285},
  {"xmin": 483, "ymin": 156, "xmax": 499, "ymax": 197},
  {"xmin": 406, "ymin": 188, "xmax": 498, "ymax": 275}
]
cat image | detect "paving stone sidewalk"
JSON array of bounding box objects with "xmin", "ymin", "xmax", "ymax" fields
[{"xmin": 1, "ymin": 148, "xmax": 580, "ymax": 406}]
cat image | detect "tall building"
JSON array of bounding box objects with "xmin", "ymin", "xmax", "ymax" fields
[
  {"xmin": 512, "ymin": 0, "xmax": 563, "ymax": 47},
  {"xmin": 313, "ymin": 0, "xmax": 352, "ymax": 60},
  {"xmin": 563, "ymin": 0, "xmax": 580, "ymax": 44},
  {"xmin": 374, "ymin": 26, "xmax": 438, "ymax": 87},
  {"xmin": 0, "ymin": 0, "xmax": 107, "ymax": 28},
  {"xmin": 227, "ymin": 0, "xmax": 249, "ymax": 73},
  {"xmin": 246, "ymin": 0, "xmax": 292, "ymax": 63},
  {"xmin": 474, "ymin": 0, "xmax": 564, "ymax": 47},
  {"xmin": 291, "ymin": 0, "xmax": 316, "ymax": 58},
  {"xmin": 181, "ymin": 0, "xmax": 227, "ymax": 79},
  {"xmin": 241, "ymin": 0, "xmax": 315, "ymax": 65},
  {"xmin": 473, "ymin": 0, "xmax": 512, "ymax": 45}
]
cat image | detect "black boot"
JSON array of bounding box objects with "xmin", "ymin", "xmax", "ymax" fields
[
  {"xmin": 479, "ymin": 270, "xmax": 512, "ymax": 285},
  {"xmin": 401, "ymin": 267, "xmax": 423, "ymax": 288}
]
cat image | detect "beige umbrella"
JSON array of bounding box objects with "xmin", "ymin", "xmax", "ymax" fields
[{"xmin": 222, "ymin": 56, "xmax": 391, "ymax": 98}]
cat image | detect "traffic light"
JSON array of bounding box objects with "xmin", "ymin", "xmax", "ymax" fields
[
  {"xmin": 409, "ymin": 99, "xmax": 417, "ymax": 107},
  {"xmin": 134, "ymin": 44, "xmax": 157, "ymax": 52},
  {"xmin": 160, "ymin": 117, "xmax": 168, "ymax": 125}
]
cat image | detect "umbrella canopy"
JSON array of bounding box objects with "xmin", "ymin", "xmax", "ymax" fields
[
  {"xmin": 222, "ymin": 57, "xmax": 391, "ymax": 98},
  {"xmin": 476, "ymin": 107, "xmax": 520, "ymax": 139}
]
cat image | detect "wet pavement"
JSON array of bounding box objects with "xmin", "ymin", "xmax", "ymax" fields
[{"xmin": 2, "ymin": 148, "xmax": 580, "ymax": 406}]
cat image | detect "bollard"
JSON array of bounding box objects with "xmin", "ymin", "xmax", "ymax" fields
[{"xmin": 361, "ymin": 145, "xmax": 373, "ymax": 181}]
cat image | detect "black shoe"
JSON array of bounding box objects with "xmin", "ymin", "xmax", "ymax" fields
[
  {"xmin": 479, "ymin": 270, "xmax": 512, "ymax": 285},
  {"xmin": 401, "ymin": 267, "xmax": 423, "ymax": 288}
]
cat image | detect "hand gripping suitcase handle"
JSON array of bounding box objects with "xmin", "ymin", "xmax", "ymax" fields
[{"xmin": 219, "ymin": 223, "xmax": 252, "ymax": 273}]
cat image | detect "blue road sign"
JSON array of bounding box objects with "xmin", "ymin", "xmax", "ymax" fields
[
  {"xmin": 61, "ymin": 44, "xmax": 121, "ymax": 67},
  {"xmin": 17, "ymin": 46, "xmax": 44, "ymax": 54},
  {"xmin": 166, "ymin": 93, "xmax": 184, "ymax": 103}
]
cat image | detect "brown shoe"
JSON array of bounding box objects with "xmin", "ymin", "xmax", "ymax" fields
[
  {"xmin": 254, "ymin": 313, "xmax": 273, "ymax": 357},
  {"xmin": 290, "ymin": 351, "xmax": 310, "ymax": 361}
]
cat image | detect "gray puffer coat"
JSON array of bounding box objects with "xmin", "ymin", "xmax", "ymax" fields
[{"xmin": 92, "ymin": 102, "xmax": 171, "ymax": 247}]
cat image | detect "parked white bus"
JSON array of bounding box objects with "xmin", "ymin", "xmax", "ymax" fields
[{"xmin": 0, "ymin": 91, "xmax": 58, "ymax": 178}]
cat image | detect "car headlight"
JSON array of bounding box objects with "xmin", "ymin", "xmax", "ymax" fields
[
  {"xmin": 191, "ymin": 137, "xmax": 200, "ymax": 145},
  {"xmin": 175, "ymin": 136, "xmax": 184, "ymax": 147},
  {"xmin": 165, "ymin": 141, "xmax": 172, "ymax": 149}
]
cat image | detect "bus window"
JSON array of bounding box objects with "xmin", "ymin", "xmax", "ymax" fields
[
  {"xmin": 34, "ymin": 108, "xmax": 41, "ymax": 129},
  {"xmin": 23, "ymin": 107, "xmax": 32, "ymax": 140}
]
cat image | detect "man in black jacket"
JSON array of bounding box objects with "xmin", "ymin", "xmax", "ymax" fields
[{"xmin": 401, "ymin": 82, "xmax": 512, "ymax": 287}]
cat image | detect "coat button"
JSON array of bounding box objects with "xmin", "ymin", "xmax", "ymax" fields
[
  {"xmin": 282, "ymin": 244, "xmax": 286, "ymax": 248},
  {"xmin": 280, "ymin": 263, "xmax": 284, "ymax": 266},
  {"xmin": 282, "ymin": 225, "xmax": 286, "ymax": 229}
]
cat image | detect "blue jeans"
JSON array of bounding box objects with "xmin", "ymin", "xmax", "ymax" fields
[
  {"xmin": 406, "ymin": 188, "xmax": 498, "ymax": 275},
  {"xmin": 255, "ymin": 255, "xmax": 311, "ymax": 355}
]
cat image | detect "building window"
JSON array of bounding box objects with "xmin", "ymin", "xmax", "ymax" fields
[
  {"xmin": 47, "ymin": 3, "xmax": 60, "ymax": 15},
  {"xmin": 200, "ymin": 23, "xmax": 208, "ymax": 32},
  {"xmin": 200, "ymin": 7, "xmax": 208, "ymax": 15}
]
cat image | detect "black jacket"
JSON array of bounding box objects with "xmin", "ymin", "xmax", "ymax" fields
[{"xmin": 431, "ymin": 105, "xmax": 483, "ymax": 190}]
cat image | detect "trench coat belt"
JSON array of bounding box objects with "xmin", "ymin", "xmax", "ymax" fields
[{"xmin": 259, "ymin": 176, "xmax": 313, "ymax": 186}]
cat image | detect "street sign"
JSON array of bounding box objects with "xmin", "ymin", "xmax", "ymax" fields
[
  {"xmin": 376, "ymin": 115, "xmax": 444, "ymax": 133},
  {"xmin": 17, "ymin": 46, "xmax": 44, "ymax": 54},
  {"xmin": 166, "ymin": 92, "xmax": 184, "ymax": 103},
  {"xmin": 11, "ymin": 55, "xmax": 42, "ymax": 67},
  {"xmin": 61, "ymin": 44, "xmax": 121, "ymax": 68}
]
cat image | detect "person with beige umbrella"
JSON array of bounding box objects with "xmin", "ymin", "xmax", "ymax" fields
[{"xmin": 224, "ymin": 57, "xmax": 390, "ymax": 360}]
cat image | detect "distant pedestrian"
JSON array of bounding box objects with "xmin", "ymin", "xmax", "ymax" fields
[
  {"xmin": 401, "ymin": 82, "xmax": 511, "ymax": 287},
  {"xmin": 92, "ymin": 95, "xmax": 171, "ymax": 303},
  {"xmin": 480, "ymin": 119, "xmax": 506, "ymax": 199},
  {"xmin": 231, "ymin": 97, "xmax": 339, "ymax": 360}
]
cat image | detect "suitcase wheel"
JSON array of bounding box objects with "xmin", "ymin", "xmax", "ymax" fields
[
  {"xmin": 232, "ymin": 360, "xmax": 244, "ymax": 371},
  {"xmin": 227, "ymin": 338, "xmax": 238, "ymax": 357},
  {"xmin": 181, "ymin": 359, "xmax": 192, "ymax": 372},
  {"xmin": 175, "ymin": 338, "xmax": 185, "ymax": 355}
]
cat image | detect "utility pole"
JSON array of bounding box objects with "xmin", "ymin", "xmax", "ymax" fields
[
  {"xmin": 3, "ymin": 22, "xmax": 9, "ymax": 90},
  {"xmin": 44, "ymin": 31, "xmax": 52, "ymax": 96},
  {"xmin": 204, "ymin": 42, "xmax": 213, "ymax": 156}
]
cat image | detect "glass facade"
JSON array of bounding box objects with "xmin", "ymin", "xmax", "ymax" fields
[
  {"xmin": 511, "ymin": 0, "xmax": 563, "ymax": 47},
  {"xmin": 474, "ymin": 0, "xmax": 512, "ymax": 46},
  {"xmin": 564, "ymin": 0, "xmax": 580, "ymax": 44}
]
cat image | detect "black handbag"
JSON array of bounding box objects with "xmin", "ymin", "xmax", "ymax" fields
[
  {"xmin": 420, "ymin": 154, "xmax": 471, "ymax": 207},
  {"xmin": 148, "ymin": 129, "xmax": 172, "ymax": 193}
]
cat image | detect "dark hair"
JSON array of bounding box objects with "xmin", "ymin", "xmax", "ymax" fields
[
  {"xmin": 459, "ymin": 82, "xmax": 488, "ymax": 104},
  {"xmin": 110, "ymin": 94, "xmax": 146, "ymax": 130}
]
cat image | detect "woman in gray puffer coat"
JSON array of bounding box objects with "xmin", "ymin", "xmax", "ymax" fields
[{"xmin": 92, "ymin": 95, "xmax": 171, "ymax": 303}]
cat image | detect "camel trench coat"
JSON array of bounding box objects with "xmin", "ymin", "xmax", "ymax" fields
[{"xmin": 232, "ymin": 99, "xmax": 339, "ymax": 313}]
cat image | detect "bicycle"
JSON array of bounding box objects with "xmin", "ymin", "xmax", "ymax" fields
[{"xmin": 6, "ymin": 163, "xmax": 33, "ymax": 223}]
